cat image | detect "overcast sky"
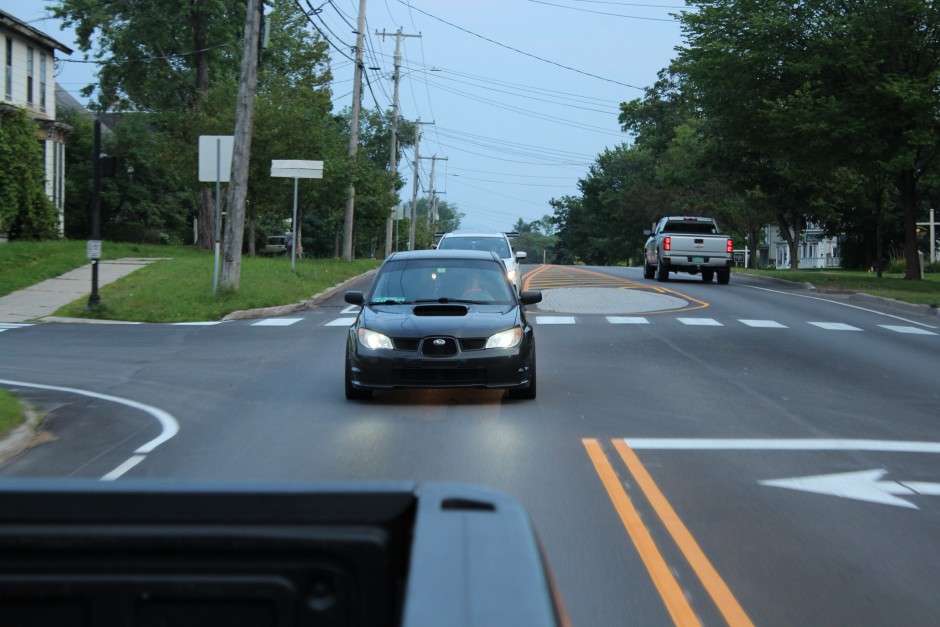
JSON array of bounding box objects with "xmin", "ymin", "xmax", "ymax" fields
[{"xmin": 1, "ymin": 0, "xmax": 686, "ymax": 232}]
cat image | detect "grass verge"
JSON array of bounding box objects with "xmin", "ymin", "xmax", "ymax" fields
[
  {"xmin": 0, "ymin": 388, "xmax": 25, "ymax": 440},
  {"xmin": 737, "ymin": 268, "xmax": 940, "ymax": 307},
  {"xmin": 0, "ymin": 240, "xmax": 180, "ymax": 298},
  {"xmin": 53, "ymin": 248, "xmax": 379, "ymax": 322}
]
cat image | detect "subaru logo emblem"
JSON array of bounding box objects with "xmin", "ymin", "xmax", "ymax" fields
[{"xmin": 433, "ymin": 339, "xmax": 446, "ymax": 346}]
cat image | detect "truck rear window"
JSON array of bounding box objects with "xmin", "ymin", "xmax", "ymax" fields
[{"xmin": 664, "ymin": 222, "xmax": 717, "ymax": 234}]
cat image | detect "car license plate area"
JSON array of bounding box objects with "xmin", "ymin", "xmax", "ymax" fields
[
  {"xmin": 398, "ymin": 368, "xmax": 485, "ymax": 385},
  {"xmin": 690, "ymin": 256, "xmax": 706, "ymax": 263}
]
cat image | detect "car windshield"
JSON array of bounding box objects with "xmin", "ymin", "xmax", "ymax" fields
[
  {"xmin": 369, "ymin": 258, "xmax": 514, "ymax": 304},
  {"xmin": 437, "ymin": 236, "xmax": 512, "ymax": 259}
]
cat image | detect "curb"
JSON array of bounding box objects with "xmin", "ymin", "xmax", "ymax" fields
[
  {"xmin": 846, "ymin": 292, "xmax": 940, "ymax": 319},
  {"xmin": 0, "ymin": 401, "xmax": 43, "ymax": 467},
  {"xmin": 222, "ymin": 269, "xmax": 378, "ymax": 321}
]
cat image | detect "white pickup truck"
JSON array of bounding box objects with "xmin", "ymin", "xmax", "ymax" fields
[{"xmin": 643, "ymin": 216, "xmax": 734, "ymax": 283}]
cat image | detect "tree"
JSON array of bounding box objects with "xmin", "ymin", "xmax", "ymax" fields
[
  {"xmin": 52, "ymin": 0, "xmax": 246, "ymax": 248},
  {"xmin": 0, "ymin": 106, "xmax": 59, "ymax": 239},
  {"xmin": 676, "ymin": 0, "xmax": 940, "ymax": 277}
]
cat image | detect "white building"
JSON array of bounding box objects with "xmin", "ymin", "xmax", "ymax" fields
[
  {"xmin": 1, "ymin": 9, "xmax": 73, "ymax": 237},
  {"xmin": 766, "ymin": 223, "xmax": 841, "ymax": 269}
]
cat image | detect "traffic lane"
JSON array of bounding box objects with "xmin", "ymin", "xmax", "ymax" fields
[
  {"xmin": 98, "ymin": 315, "xmax": 678, "ymax": 627},
  {"xmin": 615, "ymin": 444, "xmax": 940, "ymax": 626},
  {"xmin": 0, "ymin": 386, "xmax": 161, "ymax": 478},
  {"xmin": 582, "ymin": 307, "xmax": 940, "ymax": 623}
]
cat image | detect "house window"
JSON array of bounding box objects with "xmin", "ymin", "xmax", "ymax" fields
[
  {"xmin": 4, "ymin": 38, "xmax": 11, "ymax": 100},
  {"xmin": 40, "ymin": 53, "xmax": 47, "ymax": 111},
  {"xmin": 27, "ymin": 47, "xmax": 34, "ymax": 105}
]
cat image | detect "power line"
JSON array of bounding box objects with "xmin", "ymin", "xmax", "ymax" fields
[
  {"xmin": 527, "ymin": 0, "xmax": 680, "ymax": 21},
  {"xmin": 393, "ymin": 0, "xmax": 645, "ymax": 90}
]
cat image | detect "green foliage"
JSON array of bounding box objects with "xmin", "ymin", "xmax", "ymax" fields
[
  {"xmin": 0, "ymin": 387, "xmax": 26, "ymax": 439},
  {"xmin": 0, "ymin": 107, "xmax": 59, "ymax": 239}
]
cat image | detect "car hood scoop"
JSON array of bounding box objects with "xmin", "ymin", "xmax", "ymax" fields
[{"xmin": 413, "ymin": 304, "xmax": 469, "ymax": 317}]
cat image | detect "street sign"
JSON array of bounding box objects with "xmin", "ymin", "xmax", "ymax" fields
[
  {"xmin": 270, "ymin": 160, "xmax": 323, "ymax": 179},
  {"xmin": 198, "ymin": 136, "xmax": 234, "ymax": 182},
  {"xmin": 87, "ymin": 240, "xmax": 101, "ymax": 260}
]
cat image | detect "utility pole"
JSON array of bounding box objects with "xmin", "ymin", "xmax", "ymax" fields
[
  {"xmin": 408, "ymin": 119, "xmax": 434, "ymax": 250},
  {"xmin": 219, "ymin": 0, "xmax": 262, "ymax": 290},
  {"xmin": 421, "ymin": 155, "xmax": 447, "ymax": 228},
  {"xmin": 342, "ymin": 0, "xmax": 368, "ymax": 261},
  {"xmin": 377, "ymin": 28, "xmax": 420, "ymax": 257}
]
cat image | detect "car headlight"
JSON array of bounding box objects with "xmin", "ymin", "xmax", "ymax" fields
[
  {"xmin": 506, "ymin": 268, "xmax": 518, "ymax": 282},
  {"xmin": 357, "ymin": 328, "xmax": 393, "ymax": 350},
  {"xmin": 485, "ymin": 327, "xmax": 523, "ymax": 349}
]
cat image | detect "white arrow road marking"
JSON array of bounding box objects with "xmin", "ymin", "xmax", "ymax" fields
[{"xmin": 760, "ymin": 469, "xmax": 940, "ymax": 509}]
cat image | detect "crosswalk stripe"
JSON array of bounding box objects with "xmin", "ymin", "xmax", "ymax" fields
[
  {"xmin": 534, "ymin": 316, "xmax": 577, "ymax": 325},
  {"xmin": 172, "ymin": 321, "xmax": 224, "ymax": 326},
  {"xmin": 251, "ymin": 318, "xmax": 303, "ymax": 327},
  {"xmin": 325, "ymin": 317, "xmax": 356, "ymax": 326},
  {"xmin": 808, "ymin": 322, "xmax": 862, "ymax": 331},
  {"xmin": 607, "ymin": 317, "xmax": 650, "ymax": 325},
  {"xmin": 879, "ymin": 325, "xmax": 937, "ymax": 336},
  {"xmin": 678, "ymin": 318, "xmax": 723, "ymax": 326},
  {"xmin": 739, "ymin": 320, "xmax": 788, "ymax": 328}
]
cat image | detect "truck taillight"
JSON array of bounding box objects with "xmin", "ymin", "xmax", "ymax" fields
[
  {"xmin": 663, "ymin": 236, "xmax": 671, "ymax": 251},
  {"xmin": 726, "ymin": 239, "xmax": 733, "ymax": 253}
]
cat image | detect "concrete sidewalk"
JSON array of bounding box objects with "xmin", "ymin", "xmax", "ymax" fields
[{"xmin": 0, "ymin": 258, "xmax": 166, "ymax": 323}]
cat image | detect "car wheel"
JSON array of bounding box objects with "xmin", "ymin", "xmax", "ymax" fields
[
  {"xmin": 643, "ymin": 262, "xmax": 655, "ymax": 279},
  {"xmin": 717, "ymin": 269, "xmax": 731, "ymax": 284},
  {"xmin": 508, "ymin": 350, "xmax": 537, "ymax": 400},
  {"xmin": 345, "ymin": 355, "xmax": 372, "ymax": 400},
  {"xmin": 656, "ymin": 258, "xmax": 669, "ymax": 282},
  {"xmin": 702, "ymin": 269, "xmax": 714, "ymax": 282}
]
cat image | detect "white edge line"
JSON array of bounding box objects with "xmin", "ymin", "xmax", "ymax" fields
[
  {"xmin": 100, "ymin": 454, "xmax": 146, "ymax": 481},
  {"xmin": 624, "ymin": 438, "xmax": 940, "ymax": 453},
  {"xmin": 741, "ymin": 284, "xmax": 938, "ymax": 329},
  {"xmin": 0, "ymin": 378, "xmax": 179, "ymax": 455}
]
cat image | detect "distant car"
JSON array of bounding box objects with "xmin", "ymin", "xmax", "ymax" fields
[
  {"xmin": 260, "ymin": 235, "xmax": 287, "ymax": 255},
  {"xmin": 436, "ymin": 231, "xmax": 527, "ymax": 292},
  {"xmin": 343, "ymin": 250, "xmax": 542, "ymax": 400}
]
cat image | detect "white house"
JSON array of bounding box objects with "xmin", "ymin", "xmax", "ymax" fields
[
  {"xmin": 765, "ymin": 223, "xmax": 841, "ymax": 269},
  {"xmin": 1, "ymin": 9, "xmax": 73, "ymax": 237}
]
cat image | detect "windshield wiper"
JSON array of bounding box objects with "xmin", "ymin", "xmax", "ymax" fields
[
  {"xmin": 369, "ymin": 299, "xmax": 412, "ymax": 305},
  {"xmin": 414, "ymin": 298, "xmax": 487, "ymax": 305}
]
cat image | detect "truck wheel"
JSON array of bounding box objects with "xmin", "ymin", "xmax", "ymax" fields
[
  {"xmin": 644, "ymin": 263, "xmax": 655, "ymax": 279},
  {"xmin": 702, "ymin": 269, "xmax": 714, "ymax": 282},
  {"xmin": 656, "ymin": 259, "xmax": 669, "ymax": 282},
  {"xmin": 717, "ymin": 269, "xmax": 730, "ymax": 284}
]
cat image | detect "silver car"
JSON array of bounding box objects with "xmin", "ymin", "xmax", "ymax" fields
[{"xmin": 436, "ymin": 231, "xmax": 527, "ymax": 292}]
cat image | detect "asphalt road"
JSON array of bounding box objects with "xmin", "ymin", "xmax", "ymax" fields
[{"xmin": 1, "ymin": 265, "xmax": 939, "ymax": 626}]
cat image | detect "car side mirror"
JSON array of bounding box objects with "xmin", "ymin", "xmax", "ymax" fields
[
  {"xmin": 515, "ymin": 251, "xmax": 527, "ymax": 260},
  {"xmin": 344, "ymin": 291, "xmax": 364, "ymax": 305},
  {"xmin": 519, "ymin": 290, "xmax": 542, "ymax": 305},
  {"xmin": 643, "ymin": 229, "xmax": 652, "ymax": 236}
]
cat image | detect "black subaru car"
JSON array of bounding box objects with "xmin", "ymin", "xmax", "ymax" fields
[{"xmin": 343, "ymin": 250, "xmax": 542, "ymax": 400}]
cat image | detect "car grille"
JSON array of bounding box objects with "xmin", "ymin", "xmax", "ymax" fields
[
  {"xmin": 392, "ymin": 338, "xmax": 420, "ymax": 351},
  {"xmin": 391, "ymin": 337, "xmax": 487, "ymax": 353},
  {"xmin": 420, "ymin": 337, "xmax": 458, "ymax": 357}
]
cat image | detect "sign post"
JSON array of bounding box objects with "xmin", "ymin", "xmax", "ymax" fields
[
  {"xmin": 198, "ymin": 136, "xmax": 234, "ymax": 294},
  {"xmin": 270, "ymin": 160, "xmax": 323, "ymax": 270}
]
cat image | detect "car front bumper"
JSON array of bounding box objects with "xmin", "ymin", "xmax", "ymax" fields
[{"xmin": 348, "ymin": 339, "xmax": 534, "ymax": 391}]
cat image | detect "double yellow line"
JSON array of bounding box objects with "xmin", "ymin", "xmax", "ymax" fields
[{"xmin": 583, "ymin": 439, "xmax": 754, "ymax": 627}]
